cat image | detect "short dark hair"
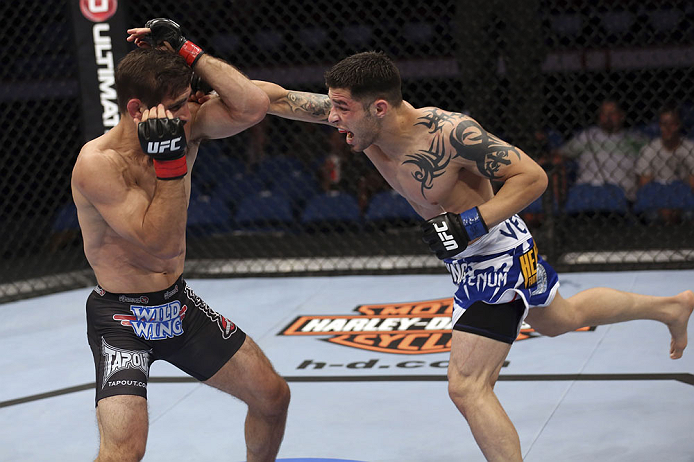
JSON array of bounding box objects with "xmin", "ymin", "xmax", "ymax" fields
[
  {"xmin": 324, "ymin": 51, "xmax": 403, "ymax": 107},
  {"xmin": 659, "ymin": 101, "xmax": 682, "ymax": 121},
  {"xmin": 115, "ymin": 48, "xmax": 192, "ymax": 114}
]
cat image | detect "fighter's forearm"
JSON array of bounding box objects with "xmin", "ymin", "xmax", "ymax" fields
[
  {"xmin": 194, "ymin": 55, "xmax": 269, "ymax": 120},
  {"xmin": 253, "ymin": 80, "xmax": 332, "ymax": 124},
  {"xmin": 478, "ymin": 169, "xmax": 548, "ymax": 229},
  {"xmin": 278, "ymin": 90, "xmax": 332, "ymax": 123},
  {"xmin": 140, "ymin": 180, "xmax": 188, "ymax": 259}
]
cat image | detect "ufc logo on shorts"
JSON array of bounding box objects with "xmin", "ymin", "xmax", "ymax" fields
[
  {"xmin": 147, "ymin": 137, "xmax": 182, "ymax": 154},
  {"xmin": 434, "ymin": 222, "xmax": 459, "ymax": 251}
]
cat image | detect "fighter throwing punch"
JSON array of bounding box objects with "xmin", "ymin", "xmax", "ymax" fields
[
  {"xmin": 252, "ymin": 51, "xmax": 693, "ymax": 461},
  {"xmin": 72, "ymin": 19, "xmax": 289, "ymax": 461}
]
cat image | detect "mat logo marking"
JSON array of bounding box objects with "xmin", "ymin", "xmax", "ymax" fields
[{"xmin": 280, "ymin": 297, "xmax": 594, "ymax": 354}]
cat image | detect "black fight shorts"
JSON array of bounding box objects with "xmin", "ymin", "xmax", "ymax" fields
[
  {"xmin": 86, "ymin": 276, "xmax": 246, "ymax": 405},
  {"xmin": 452, "ymin": 298, "xmax": 526, "ymax": 344}
]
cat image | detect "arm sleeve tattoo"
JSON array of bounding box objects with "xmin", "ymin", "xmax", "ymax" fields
[
  {"xmin": 449, "ymin": 118, "xmax": 521, "ymax": 179},
  {"xmin": 279, "ymin": 91, "xmax": 332, "ymax": 122}
]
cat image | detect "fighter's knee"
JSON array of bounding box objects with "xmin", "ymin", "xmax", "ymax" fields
[
  {"xmin": 272, "ymin": 377, "xmax": 291, "ymax": 414},
  {"xmin": 447, "ymin": 374, "xmax": 486, "ymax": 407},
  {"xmin": 529, "ymin": 321, "xmax": 571, "ymax": 338},
  {"xmin": 98, "ymin": 437, "xmax": 147, "ymax": 461},
  {"xmin": 533, "ymin": 325, "xmax": 564, "ymax": 337},
  {"xmin": 253, "ymin": 374, "xmax": 290, "ymax": 417}
]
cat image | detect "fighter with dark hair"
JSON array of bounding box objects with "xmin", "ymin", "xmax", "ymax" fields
[
  {"xmin": 253, "ymin": 51, "xmax": 693, "ymax": 461},
  {"xmin": 72, "ymin": 19, "xmax": 289, "ymax": 461}
]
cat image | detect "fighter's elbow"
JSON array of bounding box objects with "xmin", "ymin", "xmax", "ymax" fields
[
  {"xmin": 243, "ymin": 98, "xmax": 270, "ymax": 128},
  {"xmin": 534, "ymin": 168, "xmax": 549, "ymax": 195},
  {"xmin": 248, "ymin": 89, "xmax": 271, "ymax": 119}
]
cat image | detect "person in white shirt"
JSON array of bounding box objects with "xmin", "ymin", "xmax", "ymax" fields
[
  {"xmin": 637, "ymin": 103, "xmax": 694, "ymax": 187},
  {"xmin": 560, "ymin": 99, "xmax": 647, "ymax": 202},
  {"xmin": 635, "ymin": 102, "xmax": 694, "ymax": 223}
]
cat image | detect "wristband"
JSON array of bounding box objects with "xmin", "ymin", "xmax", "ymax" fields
[
  {"xmin": 459, "ymin": 207, "xmax": 488, "ymax": 240},
  {"xmin": 178, "ymin": 41, "xmax": 205, "ymax": 67},
  {"xmin": 153, "ymin": 156, "xmax": 187, "ymax": 180}
]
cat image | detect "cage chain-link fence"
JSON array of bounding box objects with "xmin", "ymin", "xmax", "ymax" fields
[{"xmin": 1, "ymin": 0, "xmax": 693, "ymax": 301}]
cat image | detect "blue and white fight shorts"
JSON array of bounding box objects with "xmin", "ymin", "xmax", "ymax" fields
[{"xmin": 444, "ymin": 214, "xmax": 560, "ymax": 343}]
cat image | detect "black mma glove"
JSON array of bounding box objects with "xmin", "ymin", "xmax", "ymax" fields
[
  {"xmin": 138, "ymin": 117, "xmax": 188, "ymax": 180},
  {"xmin": 144, "ymin": 18, "xmax": 205, "ymax": 67},
  {"xmin": 421, "ymin": 207, "xmax": 489, "ymax": 260},
  {"xmin": 191, "ymin": 73, "xmax": 213, "ymax": 95}
]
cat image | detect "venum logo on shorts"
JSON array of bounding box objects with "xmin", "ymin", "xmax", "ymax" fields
[
  {"xmin": 101, "ymin": 338, "xmax": 150, "ymax": 389},
  {"xmin": 113, "ymin": 300, "xmax": 187, "ymax": 340},
  {"xmin": 445, "ymin": 260, "xmax": 509, "ymax": 294},
  {"xmin": 184, "ymin": 286, "xmax": 238, "ymax": 339}
]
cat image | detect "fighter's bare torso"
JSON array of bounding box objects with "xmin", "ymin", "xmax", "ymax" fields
[
  {"xmin": 259, "ymin": 83, "xmax": 538, "ymax": 226},
  {"xmin": 361, "ymin": 106, "xmax": 518, "ymax": 220},
  {"xmin": 72, "ymin": 102, "xmax": 201, "ymax": 293}
]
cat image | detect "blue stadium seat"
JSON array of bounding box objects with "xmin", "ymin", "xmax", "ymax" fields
[
  {"xmin": 402, "ymin": 22, "xmax": 434, "ymax": 44},
  {"xmin": 187, "ymin": 195, "xmax": 232, "ymax": 235},
  {"xmin": 601, "ymin": 10, "xmax": 634, "ymax": 35},
  {"xmin": 564, "ymin": 184, "xmax": 628, "ymax": 214},
  {"xmin": 521, "ymin": 193, "xmax": 559, "ymax": 214},
  {"xmin": 255, "ymin": 156, "xmax": 306, "ymax": 187},
  {"xmin": 254, "ymin": 30, "xmax": 284, "ymax": 52},
  {"xmin": 550, "ymin": 13, "xmax": 583, "ymax": 37},
  {"xmin": 271, "ymin": 172, "xmax": 320, "ymax": 209},
  {"xmin": 194, "ymin": 154, "xmax": 246, "ymax": 185},
  {"xmin": 342, "ymin": 25, "xmax": 372, "ymax": 47},
  {"xmin": 298, "ymin": 27, "xmax": 328, "ymax": 48},
  {"xmin": 635, "ymin": 121, "xmax": 660, "ymax": 140},
  {"xmin": 365, "ymin": 190, "xmax": 419, "ymax": 221},
  {"xmin": 301, "ymin": 192, "xmax": 361, "ymax": 226},
  {"xmin": 634, "ymin": 181, "xmax": 694, "ymax": 213},
  {"xmin": 648, "ymin": 8, "xmax": 682, "ymax": 33},
  {"xmin": 52, "ymin": 202, "xmax": 79, "ymax": 232},
  {"xmin": 212, "ymin": 174, "xmax": 267, "ymax": 205},
  {"xmin": 544, "ymin": 128, "xmax": 565, "ymax": 150},
  {"xmin": 233, "ymin": 193, "xmax": 294, "ymax": 230},
  {"xmin": 522, "ymin": 197, "xmax": 544, "ymax": 214}
]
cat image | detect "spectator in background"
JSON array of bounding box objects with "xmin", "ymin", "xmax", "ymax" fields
[
  {"xmin": 319, "ymin": 128, "xmax": 388, "ymax": 213},
  {"xmin": 559, "ymin": 98, "xmax": 647, "ymax": 202},
  {"xmin": 636, "ymin": 102, "xmax": 694, "ymax": 223},
  {"xmin": 319, "ymin": 128, "xmax": 351, "ymax": 192}
]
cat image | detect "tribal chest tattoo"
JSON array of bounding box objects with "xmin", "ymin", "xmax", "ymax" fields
[
  {"xmin": 402, "ymin": 108, "xmax": 521, "ymax": 200},
  {"xmin": 402, "ymin": 109, "xmax": 456, "ymax": 199}
]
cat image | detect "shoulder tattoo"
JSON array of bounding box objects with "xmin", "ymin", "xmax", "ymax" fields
[
  {"xmin": 402, "ymin": 108, "xmax": 457, "ymax": 199},
  {"xmin": 285, "ymin": 91, "xmax": 331, "ymax": 122},
  {"xmin": 449, "ymin": 118, "xmax": 521, "ymax": 179}
]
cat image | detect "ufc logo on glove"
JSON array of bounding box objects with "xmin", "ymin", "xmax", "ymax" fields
[
  {"xmin": 147, "ymin": 137, "xmax": 183, "ymax": 154},
  {"xmin": 421, "ymin": 207, "xmax": 489, "ymax": 260},
  {"xmin": 433, "ymin": 222, "xmax": 460, "ymax": 251}
]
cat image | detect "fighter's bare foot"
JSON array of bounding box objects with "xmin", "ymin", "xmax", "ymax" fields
[{"xmin": 668, "ymin": 290, "xmax": 694, "ymax": 359}]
